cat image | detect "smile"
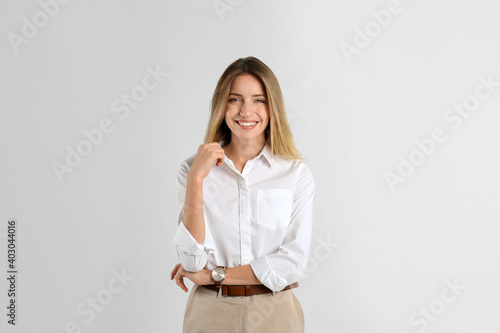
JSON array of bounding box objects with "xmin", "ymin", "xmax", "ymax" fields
[{"xmin": 236, "ymin": 121, "xmax": 258, "ymax": 129}]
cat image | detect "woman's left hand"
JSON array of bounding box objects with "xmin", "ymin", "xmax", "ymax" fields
[{"xmin": 170, "ymin": 263, "xmax": 212, "ymax": 292}]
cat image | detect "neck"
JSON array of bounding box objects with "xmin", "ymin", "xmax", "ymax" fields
[{"xmin": 224, "ymin": 136, "xmax": 266, "ymax": 165}]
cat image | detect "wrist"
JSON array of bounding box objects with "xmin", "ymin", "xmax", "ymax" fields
[
  {"xmin": 204, "ymin": 269, "xmax": 212, "ymax": 285},
  {"xmin": 187, "ymin": 173, "xmax": 204, "ymax": 184},
  {"xmin": 223, "ymin": 267, "xmax": 231, "ymax": 284}
]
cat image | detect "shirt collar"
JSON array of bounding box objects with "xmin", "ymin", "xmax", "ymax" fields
[{"xmin": 218, "ymin": 139, "xmax": 274, "ymax": 166}]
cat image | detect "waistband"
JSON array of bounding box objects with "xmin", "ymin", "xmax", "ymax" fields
[{"xmin": 201, "ymin": 282, "xmax": 298, "ymax": 297}]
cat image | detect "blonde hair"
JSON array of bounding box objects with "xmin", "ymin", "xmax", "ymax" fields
[{"xmin": 203, "ymin": 56, "xmax": 304, "ymax": 161}]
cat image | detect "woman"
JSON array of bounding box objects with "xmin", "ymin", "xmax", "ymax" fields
[{"xmin": 170, "ymin": 56, "xmax": 315, "ymax": 332}]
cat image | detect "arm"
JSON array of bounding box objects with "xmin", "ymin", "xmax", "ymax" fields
[
  {"xmin": 171, "ymin": 264, "xmax": 261, "ymax": 292},
  {"xmin": 172, "ymin": 143, "xmax": 226, "ymax": 272},
  {"xmin": 250, "ymin": 163, "xmax": 315, "ymax": 292},
  {"xmin": 172, "ymin": 161, "xmax": 214, "ymax": 272},
  {"xmin": 224, "ymin": 265, "xmax": 261, "ymax": 285},
  {"xmin": 182, "ymin": 173, "xmax": 205, "ymax": 243}
]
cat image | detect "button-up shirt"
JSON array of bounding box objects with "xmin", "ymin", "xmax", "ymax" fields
[{"xmin": 173, "ymin": 139, "xmax": 315, "ymax": 292}]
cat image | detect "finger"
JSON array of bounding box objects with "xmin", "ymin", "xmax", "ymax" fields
[
  {"xmin": 215, "ymin": 149, "xmax": 225, "ymax": 166},
  {"xmin": 174, "ymin": 268, "xmax": 188, "ymax": 291},
  {"xmin": 175, "ymin": 273, "xmax": 188, "ymax": 292},
  {"xmin": 170, "ymin": 263, "xmax": 181, "ymax": 280}
]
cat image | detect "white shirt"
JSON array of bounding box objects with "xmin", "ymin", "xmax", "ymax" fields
[{"xmin": 173, "ymin": 139, "xmax": 315, "ymax": 292}]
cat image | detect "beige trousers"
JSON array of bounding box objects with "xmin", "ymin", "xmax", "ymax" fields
[{"xmin": 183, "ymin": 284, "xmax": 304, "ymax": 333}]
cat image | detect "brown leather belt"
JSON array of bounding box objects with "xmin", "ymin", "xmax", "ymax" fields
[{"xmin": 201, "ymin": 282, "xmax": 298, "ymax": 297}]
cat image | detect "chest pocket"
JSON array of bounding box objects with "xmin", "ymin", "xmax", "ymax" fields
[{"xmin": 256, "ymin": 189, "xmax": 293, "ymax": 229}]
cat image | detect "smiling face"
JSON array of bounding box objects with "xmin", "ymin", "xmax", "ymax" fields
[{"xmin": 224, "ymin": 74, "xmax": 270, "ymax": 144}]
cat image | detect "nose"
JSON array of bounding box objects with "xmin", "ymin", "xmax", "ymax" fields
[{"xmin": 239, "ymin": 101, "xmax": 253, "ymax": 117}]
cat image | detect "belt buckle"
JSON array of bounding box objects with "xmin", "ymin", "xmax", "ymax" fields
[{"xmin": 221, "ymin": 285, "xmax": 246, "ymax": 297}]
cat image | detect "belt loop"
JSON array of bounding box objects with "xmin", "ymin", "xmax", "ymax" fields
[
  {"xmin": 272, "ymin": 290, "xmax": 276, "ymax": 296},
  {"xmin": 217, "ymin": 286, "xmax": 223, "ymax": 298}
]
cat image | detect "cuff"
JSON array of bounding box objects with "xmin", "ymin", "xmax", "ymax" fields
[
  {"xmin": 250, "ymin": 256, "xmax": 288, "ymax": 292},
  {"xmin": 173, "ymin": 221, "xmax": 215, "ymax": 255}
]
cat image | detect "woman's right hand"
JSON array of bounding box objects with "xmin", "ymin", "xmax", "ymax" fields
[{"xmin": 188, "ymin": 142, "xmax": 225, "ymax": 180}]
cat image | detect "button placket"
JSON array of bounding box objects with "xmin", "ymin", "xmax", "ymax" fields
[{"xmin": 238, "ymin": 178, "xmax": 252, "ymax": 265}]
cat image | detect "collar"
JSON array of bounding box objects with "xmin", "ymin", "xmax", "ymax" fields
[{"xmin": 219, "ymin": 139, "xmax": 274, "ymax": 166}]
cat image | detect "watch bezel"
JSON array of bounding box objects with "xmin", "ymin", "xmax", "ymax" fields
[{"xmin": 211, "ymin": 266, "xmax": 227, "ymax": 283}]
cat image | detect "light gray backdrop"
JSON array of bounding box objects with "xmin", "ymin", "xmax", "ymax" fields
[{"xmin": 1, "ymin": 0, "xmax": 499, "ymax": 332}]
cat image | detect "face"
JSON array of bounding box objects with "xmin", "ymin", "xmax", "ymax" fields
[{"xmin": 224, "ymin": 74, "xmax": 270, "ymax": 143}]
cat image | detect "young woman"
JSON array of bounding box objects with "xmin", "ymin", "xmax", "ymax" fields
[{"xmin": 170, "ymin": 56, "xmax": 315, "ymax": 332}]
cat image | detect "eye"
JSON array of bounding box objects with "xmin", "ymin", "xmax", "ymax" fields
[
  {"xmin": 229, "ymin": 97, "xmax": 240, "ymax": 102},
  {"xmin": 256, "ymin": 99, "xmax": 266, "ymax": 103}
]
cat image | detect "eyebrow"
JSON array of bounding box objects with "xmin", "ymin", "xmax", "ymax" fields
[{"xmin": 229, "ymin": 93, "xmax": 267, "ymax": 97}]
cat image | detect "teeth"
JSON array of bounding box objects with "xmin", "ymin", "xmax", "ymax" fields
[{"xmin": 238, "ymin": 121, "xmax": 257, "ymax": 126}]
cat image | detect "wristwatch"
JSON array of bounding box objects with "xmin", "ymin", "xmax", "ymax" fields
[{"xmin": 211, "ymin": 266, "xmax": 227, "ymax": 286}]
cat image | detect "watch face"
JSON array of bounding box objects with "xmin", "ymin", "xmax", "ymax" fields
[{"xmin": 212, "ymin": 267, "xmax": 226, "ymax": 282}]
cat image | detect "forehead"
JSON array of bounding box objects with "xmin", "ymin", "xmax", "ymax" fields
[{"xmin": 230, "ymin": 74, "xmax": 266, "ymax": 94}]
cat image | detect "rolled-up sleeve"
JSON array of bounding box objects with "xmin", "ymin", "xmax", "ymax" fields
[
  {"xmin": 172, "ymin": 160, "xmax": 215, "ymax": 272},
  {"xmin": 250, "ymin": 163, "xmax": 315, "ymax": 292}
]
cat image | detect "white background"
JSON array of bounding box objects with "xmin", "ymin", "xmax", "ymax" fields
[{"xmin": 1, "ymin": 0, "xmax": 500, "ymax": 332}]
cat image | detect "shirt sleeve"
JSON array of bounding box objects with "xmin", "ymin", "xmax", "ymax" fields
[
  {"xmin": 250, "ymin": 163, "xmax": 315, "ymax": 292},
  {"xmin": 172, "ymin": 160, "xmax": 215, "ymax": 272}
]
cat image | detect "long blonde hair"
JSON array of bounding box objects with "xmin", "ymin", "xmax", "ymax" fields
[{"xmin": 203, "ymin": 56, "xmax": 303, "ymax": 161}]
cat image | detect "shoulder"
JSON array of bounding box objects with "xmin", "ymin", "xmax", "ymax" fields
[
  {"xmin": 295, "ymin": 160, "xmax": 315, "ymax": 189},
  {"xmin": 274, "ymin": 155, "xmax": 314, "ymax": 175},
  {"xmin": 273, "ymin": 156, "xmax": 315, "ymax": 188},
  {"xmin": 293, "ymin": 159, "xmax": 315, "ymax": 192}
]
